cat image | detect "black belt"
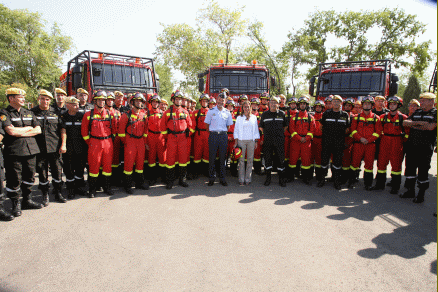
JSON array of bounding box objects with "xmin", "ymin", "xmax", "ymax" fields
[
  {"xmin": 197, "ymin": 129, "xmax": 207, "ymax": 132},
  {"xmin": 384, "ymin": 134, "xmax": 403, "ymax": 137},
  {"xmin": 210, "ymin": 131, "xmax": 227, "ymax": 135},
  {"xmin": 314, "ymin": 135, "xmax": 322, "ymax": 139},
  {"xmin": 128, "ymin": 133, "xmax": 144, "ymax": 139},
  {"xmin": 227, "ymin": 132, "xmax": 233, "ymax": 134},
  {"xmin": 90, "ymin": 135, "xmax": 112, "ymax": 140},
  {"xmin": 299, "ymin": 134, "xmax": 307, "ymax": 137},
  {"xmin": 168, "ymin": 130, "xmax": 185, "ymax": 134},
  {"xmin": 149, "ymin": 130, "xmax": 161, "ymax": 134}
]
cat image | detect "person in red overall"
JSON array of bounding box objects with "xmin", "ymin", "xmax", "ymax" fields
[
  {"xmin": 324, "ymin": 95, "xmax": 333, "ymax": 112},
  {"xmin": 340, "ymin": 97, "xmax": 355, "ymax": 184},
  {"xmin": 191, "ymin": 94, "xmax": 210, "ymax": 178},
  {"xmin": 348, "ymin": 96, "xmax": 383, "ymax": 190},
  {"xmin": 146, "ymin": 94, "xmax": 165, "ymax": 186},
  {"xmin": 225, "ymin": 99, "xmax": 238, "ymax": 177},
  {"xmin": 81, "ymin": 91, "xmax": 116, "ymax": 197},
  {"xmin": 311, "ymin": 100, "xmax": 324, "ymax": 181},
  {"xmin": 249, "ymin": 98, "xmax": 263, "ymax": 175},
  {"xmin": 105, "ymin": 92, "xmax": 122, "ymax": 186},
  {"xmin": 118, "ymin": 93, "xmax": 149, "ymax": 194},
  {"xmin": 288, "ymin": 96, "xmax": 316, "ymax": 184},
  {"xmin": 370, "ymin": 96, "xmax": 408, "ymax": 194},
  {"xmin": 161, "ymin": 90, "xmax": 193, "ymax": 189},
  {"xmin": 284, "ymin": 97, "xmax": 298, "ymax": 179}
]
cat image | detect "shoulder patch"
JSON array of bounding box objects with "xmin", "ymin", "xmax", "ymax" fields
[{"xmin": 0, "ymin": 115, "xmax": 6, "ymax": 121}]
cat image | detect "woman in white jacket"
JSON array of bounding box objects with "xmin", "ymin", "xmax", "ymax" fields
[{"xmin": 233, "ymin": 100, "xmax": 260, "ymax": 185}]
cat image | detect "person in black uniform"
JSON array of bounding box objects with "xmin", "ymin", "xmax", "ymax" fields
[
  {"xmin": 1, "ymin": 88, "xmax": 43, "ymax": 218},
  {"xmin": 401, "ymin": 92, "xmax": 437, "ymax": 203},
  {"xmin": 317, "ymin": 95, "xmax": 350, "ymax": 189},
  {"xmin": 60, "ymin": 96, "xmax": 88, "ymax": 199},
  {"xmin": 53, "ymin": 88, "xmax": 68, "ymax": 116},
  {"xmin": 259, "ymin": 96, "xmax": 288, "ymax": 187},
  {"xmin": 77, "ymin": 88, "xmax": 94, "ymax": 114},
  {"xmin": 31, "ymin": 89, "xmax": 67, "ymax": 206},
  {"xmin": 0, "ymin": 119, "xmax": 14, "ymax": 221}
]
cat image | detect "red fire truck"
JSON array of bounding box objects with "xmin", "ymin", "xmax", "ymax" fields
[
  {"xmin": 309, "ymin": 59, "xmax": 398, "ymax": 101},
  {"xmin": 198, "ymin": 59, "xmax": 275, "ymax": 100},
  {"xmin": 60, "ymin": 50, "xmax": 159, "ymax": 103}
]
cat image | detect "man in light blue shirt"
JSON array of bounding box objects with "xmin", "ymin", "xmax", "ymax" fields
[{"xmin": 204, "ymin": 92, "xmax": 234, "ymax": 186}]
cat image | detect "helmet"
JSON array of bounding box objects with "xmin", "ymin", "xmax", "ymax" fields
[
  {"xmin": 93, "ymin": 90, "xmax": 107, "ymax": 99},
  {"xmin": 225, "ymin": 99, "xmax": 235, "ymax": 107},
  {"xmin": 250, "ymin": 97, "xmax": 260, "ymax": 105},
  {"xmin": 270, "ymin": 96, "xmax": 280, "ymax": 103},
  {"xmin": 199, "ymin": 93, "xmax": 209, "ymax": 101},
  {"xmin": 375, "ymin": 95, "xmax": 385, "ymax": 101},
  {"xmin": 260, "ymin": 92, "xmax": 269, "ymax": 99},
  {"xmin": 131, "ymin": 92, "xmax": 146, "ymax": 102},
  {"xmin": 387, "ymin": 96, "xmax": 402, "ymax": 108},
  {"xmin": 362, "ymin": 95, "xmax": 375, "ymax": 105},
  {"xmin": 171, "ymin": 90, "xmax": 183, "ymax": 100},
  {"xmin": 220, "ymin": 88, "xmax": 229, "ymax": 96},
  {"xmin": 343, "ymin": 97, "xmax": 354, "ymax": 105},
  {"xmin": 313, "ymin": 100, "xmax": 325, "ymax": 108},
  {"xmin": 332, "ymin": 95, "xmax": 343, "ymax": 102},
  {"xmin": 218, "ymin": 92, "xmax": 227, "ymax": 99},
  {"xmin": 231, "ymin": 147, "xmax": 242, "ymax": 161},
  {"xmin": 279, "ymin": 94, "xmax": 286, "ymax": 100},
  {"xmin": 409, "ymin": 99, "xmax": 420, "ymax": 107},
  {"xmin": 161, "ymin": 99, "xmax": 169, "ymax": 105},
  {"xmin": 209, "ymin": 97, "xmax": 216, "ymax": 104},
  {"xmin": 324, "ymin": 95, "xmax": 333, "ymax": 102},
  {"xmin": 149, "ymin": 94, "xmax": 161, "ymax": 103},
  {"xmin": 106, "ymin": 91, "xmax": 115, "ymax": 99},
  {"xmin": 287, "ymin": 97, "xmax": 298, "ymax": 105},
  {"xmin": 298, "ymin": 96, "xmax": 309, "ymax": 104},
  {"xmin": 354, "ymin": 100, "xmax": 362, "ymax": 106},
  {"xmin": 239, "ymin": 94, "xmax": 248, "ymax": 102}
]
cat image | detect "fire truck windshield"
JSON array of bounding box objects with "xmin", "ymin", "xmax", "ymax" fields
[
  {"xmin": 319, "ymin": 70, "xmax": 385, "ymax": 97},
  {"xmin": 209, "ymin": 69, "xmax": 267, "ymax": 94},
  {"xmin": 92, "ymin": 63, "xmax": 154, "ymax": 90}
]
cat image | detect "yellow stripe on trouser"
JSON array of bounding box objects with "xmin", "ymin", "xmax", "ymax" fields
[
  {"xmin": 89, "ymin": 172, "xmax": 99, "ymax": 177},
  {"xmin": 102, "ymin": 172, "xmax": 112, "ymax": 176},
  {"xmin": 364, "ymin": 169, "xmax": 373, "ymax": 173},
  {"xmin": 124, "ymin": 170, "xmax": 133, "ymax": 175},
  {"xmin": 391, "ymin": 171, "xmax": 402, "ymax": 175}
]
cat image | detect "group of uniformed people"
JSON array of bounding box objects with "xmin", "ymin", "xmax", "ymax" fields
[{"xmin": 0, "ymin": 86, "xmax": 435, "ymax": 222}]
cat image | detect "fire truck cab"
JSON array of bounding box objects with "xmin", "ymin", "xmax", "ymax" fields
[
  {"xmin": 198, "ymin": 60, "xmax": 274, "ymax": 101},
  {"xmin": 60, "ymin": 50, "xmax": 159, "ymax": 103},
  {"xmin": 309, "ymin": 59, "xmax": 398, "ymax": 101}
]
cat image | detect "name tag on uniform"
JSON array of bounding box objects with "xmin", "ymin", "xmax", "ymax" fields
[
  {"xmin": 65, "ymin": 122, "xmax": 73, "ymax": 125},
  {"xmin": 11, "ymin": 118, "xmax": 21, "ymax": 121},
  {"xmin": 22, "ymin": 118, "xmax": 32, "ymax": 121},
  {"xmin": 47, "ymin": 117, "xmax": 57, "ymax": 120},
  {"xmin": 36, "ymin": 117, "xmax": 44, "ymax": 120}
]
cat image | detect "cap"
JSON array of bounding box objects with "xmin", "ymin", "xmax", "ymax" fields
[
  {"xmin": 55, "ymin": 88, "xmax": 67, "ymax": 96},
  {"xmin": 77, "ymin": 88, "xmax": 89, "ymax": 95},
  {"xmin": 332, "ymin": 95, "xmax": 343, "ymax": 102},
  {"xmin": 65, "ymin": 96, "xmax": 80, "ymax": 104},
  {"xmin": 114, "ymin": 91, "xmax": 124, "ymax": 97},
  {"xmin": 375, "ymin": 95, "xmax": 385, "ymax": 101},
  {"xmin": 39, "ymin": 89, "xmax": 53, "ymax": 99},
  {"xmin": 409, "ymin": 99, "xmax": 420, "ymax": 106},
  {"xmin": 279, "ymin": 94, "xmax": 286, "ymax": 99},
  {"xmin": 5, "ymin": 87, "xmax": 26, "ymax": 96},
  {"xmin": 161, "ymin": 99, "xmax": 169, "ymax": 105},
  {"xmin": 419, "ymin": 92, "xmax": 436, "ymax": 100},
  {"xmin": 354, "ymin": 100, "xmax": 362, "ymax": 106}
]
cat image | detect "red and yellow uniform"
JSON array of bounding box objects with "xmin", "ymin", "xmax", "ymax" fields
[
  {"xmin": 284, "ymin": 108, "xmax": 298, "ymax": 162},
  {"xmin": 147, "ymin": 107, "xmax": 166, "ymax": 169},
  {"xmin": 311, "ymin": 111, "xmax": 323, "ymax": 169},
  {"xmin": 349, "ymin": 111, "xmax": 382, "ymax": 188},
  {"xmin": 288, "ymin": 110, "xmax": 316, "ymax": 183},
  {"xmin": 192, "ymin": 107, "xmax": 210, "ymax": 167}
]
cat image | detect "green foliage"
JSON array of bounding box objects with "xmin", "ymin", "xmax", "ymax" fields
[
  {"xmin": 154, "ymin": 60, "xmax": 174, "ymax": 101},
  {"xmin": 282, "ymin": 8, "xmax": 433, "ymax": 81},
  {"xmin": 0, "ymin": 4, "xmax": 72, "ymax": 106},
  {"xmin": 400, "ymin": 75, "xmax": 422, "ymax": 114}
]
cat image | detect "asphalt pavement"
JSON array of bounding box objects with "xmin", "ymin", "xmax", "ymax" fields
[{"xmin": 0, "ymin": 156, "xmax": 436, "ymax": 292}]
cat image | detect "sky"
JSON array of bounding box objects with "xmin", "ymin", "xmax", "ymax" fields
[{"xmin": 2, "ymin": 0, "xmax": 437, "ymax": 84}]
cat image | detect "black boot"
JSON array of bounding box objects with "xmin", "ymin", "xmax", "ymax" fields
[
  {"xmin": 347, "ymin": 169, "xmax": 357, "ymax": 189},
  {"xmin": 178, "ymin": 167, "xmax": 189, "ymax": 187},
  {"xmin": 400, "ymin": 177, "xmax": 416, "ymax": 198},
  {"xmin": 413, "ymin": 189, "xmax": 426, "ymax": 203},
  {"xmin": 135, "ymin": 172, "xmax": 149, "ymax": 190},
  {"xmin": 316, "ymin": 167, "xmax": 325, "ymax": 188},
  {"xmin": 340, "ymin": 168, "xmax": 349, "ymax": 185},
  {"xmin": 11, "ymin": 198, "xmax": 22, "ymax": 217},
  {"xmin": 286, "ymin": 166, "xmax": 295, "ymax": 183},
  {"xmin": 390, "ymin": 174, "xmax": 401, "ymax": 195},
  {"xmin": 0, "ymin": 202, "xmax": 14, "ymax": 221},
  {"xmin": 296, "ymin": 160, "xmax": 302, "ymax": 178},
  {"xmin": 279, "ymin": 169, "xmax": 287, "ymax": 187},
  {"xmin": 302, "ymin": 168, "xmax": 311, "ymax": 185},
  {"xmin": 363, "ymin": 171, "xmax": 373, "ymax": 191},
  {"xmin": 148, "ymin": 166, "xmax": 157, "ymax": 186},
  {"xmin": 166, "ymin": 168, "xmax": 175, "ymax": 190},
  {"xmin": 41, "ymin": 189, "xmax": 50, "ymax": 207},
  {"xmin": 253, "ymin": 161, "xmax": 262, "ymax": 175},
  {"xmin": 22, "ymin": 191, "xmax": 43, "ymax": 210},
  {"xmin": 124, "ymin": 173, "xmax": 134, "ymax": 194},
  {"xmin": 53, "ymin": 182, "xmax": 67, "ymax": 203},
  {"xmin": 68, "ymin": 188, "xmax": 75, "ymax": 200},
  {"xmin": 370, "ymin": 172, "xmax": 386, "ymax": 191},
  {"xmin": 103, "ymin": 176, "xmax": 115, "ymax": 196},
  {"xmin": 333, "ymin": 168, "xmax": 342, "ymax": 190},
  {"xmin": 88, "ymin": 176, "xmax": 98, "ymax": 198},
  {"xmin": 264, "ymin": 170, "xmax": 272, "ymax": 186},
  {"xmin": 230, "ymin": 161, "xmax": 238, "ymax": 177}
]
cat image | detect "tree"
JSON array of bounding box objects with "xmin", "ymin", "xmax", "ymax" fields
[
  {"xmin": 154, "ymin": 60, "xmax": 174, "ymax": 101},
  {"xmin": 155, "ymin": 1, "xmax": 246, "ymax": 88},
  {"xmin": 400, "ymin": 75, "xmax": 422, "ymax": 114},
  {"xmin": 0, "ymin": 5, "xmax": 73, "ymax": 105},
  {"xmin": 282, "ymin": 8, "xmax": 433, "ymax": 82}
]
